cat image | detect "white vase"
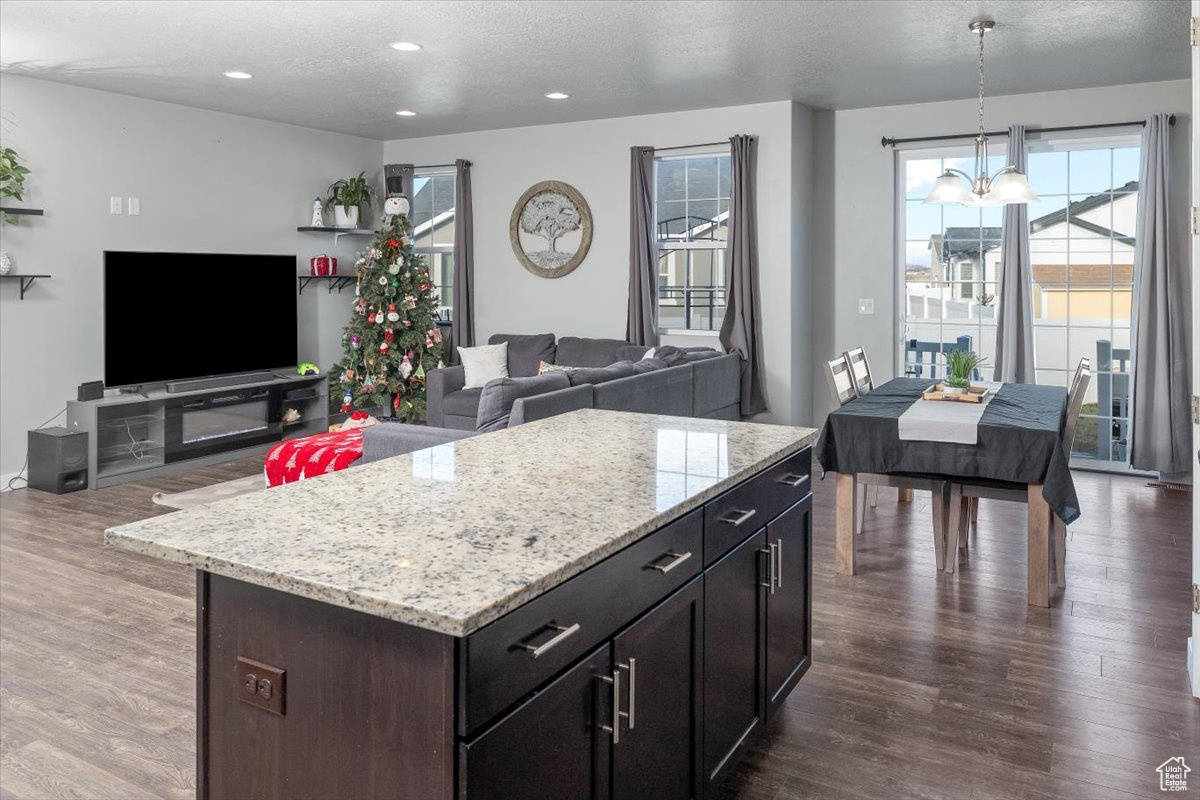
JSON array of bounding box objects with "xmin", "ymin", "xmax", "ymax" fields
[
  {"xmin": 0, "ymin": 252, "xmax": 11, "ymax": 276},
  {"xmin": 333, "ymin": 206, "xmax": 360, "ymax": 228}
]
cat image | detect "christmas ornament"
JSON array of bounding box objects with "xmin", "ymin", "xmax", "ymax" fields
[
  {"xmin": 340, "ymin": 390, "xmax": 353, "ymax": 412},
  {"xmin": 403, "ymin": 294, "xmax": 416, "ymax": 310},
  {"xmin": 388, "ymin": 262, "xmax": 401, "ymax": 275},
  {"xmin": 399, "ymin": 355, "xmax": 412, "ymax": 379},
  {"xmin": 384, "ymin": 328, "xmax": 395, "ymax": 343},
  {"xmin": 387, "ymin": 304, "xmax": 400, "ymax": 322},
  {"xmin": 350, "ymin": 334, "xmax": 361, "ymax": 349},
  {"xmin": 379, "ymin": 341, "xmax": 389, "ymax": 354},
  {"xmin": 419, "ymin": 281, "xmax": 431, "ymax": 292},
  {"xmin": 379, "ymin": 275, "xmax": 388, "ymax": 286}
]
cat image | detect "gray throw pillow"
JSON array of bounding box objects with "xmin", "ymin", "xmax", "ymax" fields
[
  {"xmin": 631, "ymin": 358, "xmax": 669, "ymax": 374},
  {"xmin": 650, "ymin": 345, "xmax": 689, "ymax": 367},
  {"xmin": 556, "ymin": 337, "xmax": 632, "ymax": 368},
  {"xmin": 476, "ymin": 372, "xmax": 571, "ymax": 432},
  {"xmin": 565, "ymin": 361, "xmax": 636, "ymax": 387},
  {"xmin": 488, "ymin": 333, "xmax": 557, "ymax": 378}
]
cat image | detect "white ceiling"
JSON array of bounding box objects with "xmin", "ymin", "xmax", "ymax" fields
[{"xmin": 0, "ymin": 0, "xmax": 1189, "ymax": 140}]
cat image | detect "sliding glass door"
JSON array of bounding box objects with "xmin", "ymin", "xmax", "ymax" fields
[{"xmin": 896, "ymin": 134, "xmax": 1142, "ymax": 471}]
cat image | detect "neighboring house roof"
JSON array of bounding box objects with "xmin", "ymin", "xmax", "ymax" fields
[
  {"xmin": 1030, "ymin": 180, "xmax": 1137, "ymax": 244},
  {"xmin": 937, "ymin": 228, "xmax": 1001, "ymax": 262},
  {"xmin": 410, "ymin": 178, "xmax": 455, "ymax": 216}
]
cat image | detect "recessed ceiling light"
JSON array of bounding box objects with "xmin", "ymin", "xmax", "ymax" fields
[
  {"xmin": 223, "ymin": 71, "xmax": 252, "ymax": 80},
  {"xmin": 395, "ymin": 110, "xmax": 417, "ymax": 117},
  {"xmin": 545, "ymin": 92, "xmax": 569, "ymax": 100},
  {"xmin": 390, "ymin": 42, "xmax": 422, "ymax": 51}
]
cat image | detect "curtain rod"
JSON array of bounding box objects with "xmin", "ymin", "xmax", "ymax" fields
[
  {"xmin": 414, "ymin": 163, "xmax": 457, "ymax": 170},
  {"xmin": 880, "ymin": 115, "xmax": 1175, "ymax": 148},
  {"xmin": 655, "ymin": 140, "xmax": 729, "ymax": 152}
]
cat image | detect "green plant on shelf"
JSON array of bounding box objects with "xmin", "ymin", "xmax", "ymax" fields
[
  {"xmin": 1, "ymin": 147, "xmax": 31, "ymax": 225},
  {"xmin": 943, "ymin": 350, "xmax": 985, "ymax": 389},
  {"xmin": 323, "ymin": 172, "xmax": 376, "ymax": 217}
]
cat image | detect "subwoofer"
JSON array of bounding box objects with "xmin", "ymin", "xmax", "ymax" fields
[{"xmin": 28, "ymin": 427, "xmax": 88, "ymax": 494}]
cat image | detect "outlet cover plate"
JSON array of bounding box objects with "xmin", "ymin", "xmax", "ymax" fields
[
  {"xmin": 858, "ymin": 298, "xmax": 875, "ymax": 315},
  {"xmin": 236, "ymin": 656, "xmax": 285, "ymax": 715}
]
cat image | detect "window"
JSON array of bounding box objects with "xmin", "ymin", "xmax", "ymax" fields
[
  {"xmin": 409, "ymin": 170, "xmax": 455, "ymax": 319},
  {"xmin": 897, "ymin": 135, "xmax": 1141, "ymax": 470},
  {"xmin": 655, "ymin": 151, "xmax": 730, "ymax": 331}
]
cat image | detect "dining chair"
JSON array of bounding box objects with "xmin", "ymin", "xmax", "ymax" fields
[
  {"xmin": 844, "ymin": 346, "xmax": 875, "ymax": 396},
  {"xmin": 946, "ymin": 359, "xmax": 1092, "ymax": 585}
]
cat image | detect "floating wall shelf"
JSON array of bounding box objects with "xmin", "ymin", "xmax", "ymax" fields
[
  {"xmin": 297, "ymin": 225, "xmax": 373, "ymax": 245},
  {"xmin": 0, "ymin": 274, "xmax": 51, "ymax": 299},
  {"xmin": 297, "ymin": 275, "xmax": 355, "ymax": 295},
  {"xmin": 0, "ymin": 206, "xmax": 45, "ymax": 216}
]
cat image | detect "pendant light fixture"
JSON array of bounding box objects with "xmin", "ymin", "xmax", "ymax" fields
[{"xmin": 924, "ymin": 20, "xmax": 1038, "ymax": 206}]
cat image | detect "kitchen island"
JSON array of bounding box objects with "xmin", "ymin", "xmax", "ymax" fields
[{"xmin": 107, "ymin": 409, "xmax": 819, "ymax": 800}]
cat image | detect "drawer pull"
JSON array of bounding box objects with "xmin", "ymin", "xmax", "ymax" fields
[
  {"xmin": 619, "ymin": 658, "xmax": 636, "ymax": 729},
  {"xmin": 517, "ymin": 622, "xmax": 580, "ymax": 658},
  {"xmin": 647, "ymin": 551, "xmax": 692, "ymax": 574},
  {"xmin": 718, "ymin": 508, "xmax": 757, "ymax": 527},
  {"xmin": 778, "ymin": 473, "xmax": 810, "ymax": 488}
]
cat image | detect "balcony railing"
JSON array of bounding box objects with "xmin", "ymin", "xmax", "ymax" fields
[{"xmin": 657, "ymin": 284, "xmax": 725, "ymax": 331}]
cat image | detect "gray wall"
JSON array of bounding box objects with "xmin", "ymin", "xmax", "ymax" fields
[
  {"xmin": 383, "ymin": 101, "xmax": 815, "ymax": 426},
  {"xmin": 810, "ymin": 79, "xmax": 1191, "ymax": 424},
  {"xmin": 0, "ymin": 74, "xmax": 383, "ymax": 477}
]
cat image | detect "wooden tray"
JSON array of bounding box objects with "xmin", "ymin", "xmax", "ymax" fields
[{"xmin": 922, "ymin": 384, "xmax": 991, "ymax": 403}]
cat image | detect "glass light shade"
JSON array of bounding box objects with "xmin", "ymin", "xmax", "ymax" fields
[
  {"xmin": 923, "ymin": 172, "xmax": 974, "ymax": 204},
  {"xmin": 987, "ymin": 169, "xmax": 1039, "ymax": 204}
]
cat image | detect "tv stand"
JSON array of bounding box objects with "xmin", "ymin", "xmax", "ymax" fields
[
  {"xmin": 67, "ymin": 373, "xmax": 328, "ymax": 489},
  {"xmin": 165, "ymin": 371, "xmax": 279, "ymax": 393}
]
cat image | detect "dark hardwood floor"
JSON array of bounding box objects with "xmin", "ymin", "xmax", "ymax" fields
[{"xmin": 0, "ymin": 458, "xmax": 1194, "ymax": 799}]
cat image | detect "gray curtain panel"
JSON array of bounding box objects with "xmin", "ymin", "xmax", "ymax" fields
[
  {"xmin": 993, "ymin": 125, "xmax": 1036, "ymax": 383},
  {"xmin": 1130, "ymin": 113, "xmax": 1191, "ymax": 475},
  {"xmin": 452, "ymin": 158, "xmax": 475, "ymax": 350},
  {"xmin": 626, "ymin": 146, "xmax": 657, "ymax": 346},
  {"xmin": 719, "ymin": 134, "xmax": 767, "ymax": 416}
]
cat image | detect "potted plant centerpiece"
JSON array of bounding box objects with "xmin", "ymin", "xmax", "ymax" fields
[
  {"xmin": 324, "ymin": 172, "xmax": 376, "ymax": 228},
  {"xmin": 943, "ymin": 350, "xmax": 985, "ymax": 395}
]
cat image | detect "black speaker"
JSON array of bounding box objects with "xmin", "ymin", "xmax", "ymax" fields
[
  {"xmin": 77, "ymin": 380, "xmax": 104, "ymax": 401},
  {"xmin": 28, "ymin": 427, "xmax": 88, "ymax": 494}
]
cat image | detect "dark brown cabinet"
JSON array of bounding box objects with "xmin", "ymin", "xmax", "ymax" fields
[
  {"xmin": 612, "ymin": 578, "xmax": 703, "ymax": 800},
  {"xmin": 765, "ymin": 494, "xmax": 813, "ymax": 716},
  {"xmin": 702, "ymin": 530, "xmax": 767, "ymax": 785},
  {"xmin": 459, "ymin": 645, "xmax": 612, "ymax": 800}
]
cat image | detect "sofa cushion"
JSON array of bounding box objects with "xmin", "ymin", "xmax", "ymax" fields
[
  {"xmin": 615, "ymin": 344, "xmax": 657, "ymax": 363},
  {"xmin": 683, "ymin": 348, "xmax": 722, "ymax": 362},
  {"xmin": 441, "ymin": 387, "xmax": 484, "ymax": 418},
  {"xmin": 458, "ymin": 342, "xmax": 509, "ymax": 388},
  {"xmin": 555, "ymin": 337, "xmax": 633, "ymax": 368},
  {"xmin": 476, "ymin": 373, "xmax": 571, "ymax": 432},
  {"xmin": 631, "ymin": 357, "xmax": 669, "ymax": 374},
  {"xmin": 488, "ymin": 333, "xmax": 557, "ymax": 378},
  {"xmin": 565, "ymin": 361, "xmax": 636, "ymax": 387},
  {"xmin": 692, "ymin": 353, "xmax": 741, "ymax": 416},
  {"xmin": 594, "ymin": 364, "xmax": 693, "ymax": 416}
]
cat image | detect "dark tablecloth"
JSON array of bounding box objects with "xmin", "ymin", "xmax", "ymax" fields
[{"xmin": 816, "ymin": 378, "xmax": 1080, "ymax": 524}]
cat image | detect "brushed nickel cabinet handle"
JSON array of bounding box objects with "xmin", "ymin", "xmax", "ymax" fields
[
  {"xmin": 517, "ymin": 622, "xmax": 580, "ymax": 658},
  {"xmin": 719, "ymin": 508, "xmax": 757, "ymax": 527},
  {"xmin": 619, "ymin": 658, "xmax": 636, "ymax": 730},
  {"xmin": 647, "ymin": 551, "xmax": 692, "ymax": 574},
  {"xmin": 758, "ymin": 548, "xmax": 773, "ymax": 589},
  {"xmin": 599, "ymin": 668, "xmax": 623, "ymax": 743},
  {"xmin": 767, "ymin": 542, "xmax": 779, "ymax": 595},
  {"xmin": 778, "ymin": 473, "xmax": 810, "ymax": 488},
  {"xmin": 775, "ymin": 538, "xmax": 784, "ymax": 589}
]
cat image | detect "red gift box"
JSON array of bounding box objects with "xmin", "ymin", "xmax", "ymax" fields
[{"xmin": 309, "ymin": 254, "xmax": 338, "ymax": 276}]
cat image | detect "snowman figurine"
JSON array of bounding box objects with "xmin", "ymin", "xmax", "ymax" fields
[{"xmin": 383, "ymin": 194, "xmax": 410, "ymax": 222}]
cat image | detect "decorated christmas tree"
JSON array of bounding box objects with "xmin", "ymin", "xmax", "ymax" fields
[{"xmin": 328, "ymin": 213, "xmax": 444, "ymax": 421}]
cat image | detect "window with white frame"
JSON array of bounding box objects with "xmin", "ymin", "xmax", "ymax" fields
[
  {"xmin": 655, "ymin": 150, "xmax": 730, "ymax": 332},
  {"xmin": 409, "ymin": 170, "xmax": 455, "ymax": 319},
  {"xmin": 897, "ymin": 134, "xmax": 1141, "ymax": 469}
]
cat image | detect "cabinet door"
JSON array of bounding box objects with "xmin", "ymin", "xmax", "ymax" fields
[
  {"xmin": 765, "ymin": 494, "xmax": 813, "ymax": 717},
  {"xmin": 702, "ymin": 529, "xmax": 767, "ymax": 786},
  {"xmin": 459, "ymin": 645, "xmax": 611, "ymax": 800},
  {"xmin": 611, "ymin": 577, "xmax": 703, "ymax": 800}
]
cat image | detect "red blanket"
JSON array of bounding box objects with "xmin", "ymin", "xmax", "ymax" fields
[{"xmin": 265, "ymin": 428, "xmax": 365, "ymax": 487}]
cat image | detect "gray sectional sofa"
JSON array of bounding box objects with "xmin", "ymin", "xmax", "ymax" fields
[{"xmin": 426, "ymin": 333, "xmax": 741, "ymax": 432}]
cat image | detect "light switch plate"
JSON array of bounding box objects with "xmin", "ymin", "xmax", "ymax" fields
[
  {"xmin": 127, "ymin": 198, "xmax": 140, "ymax": 216},
  {"xmin": 858, "ymin": 298, "xmax": 875, "ymax": 315},
  {"xmin": 109, "ymin": 196, "xmax": 123, "ymax": 215}
]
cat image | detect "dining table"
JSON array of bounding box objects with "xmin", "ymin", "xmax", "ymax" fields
[{"xmin": 816, "ymin": 377, "xmax": 1081, "ymax": 607}]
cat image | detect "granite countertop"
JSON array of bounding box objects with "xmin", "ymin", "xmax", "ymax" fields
[{"xmin": 106, "ymin": 409, "xmax": 818, "ymax": 637}]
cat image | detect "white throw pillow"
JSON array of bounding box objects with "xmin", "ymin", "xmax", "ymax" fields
[
  {"xmin": 641, "ymin": 347, "xmax": 657, "ymax": 360},
  {"xmin": 458, "ymin": 342, "xmax": 509, "ymax": 389}
]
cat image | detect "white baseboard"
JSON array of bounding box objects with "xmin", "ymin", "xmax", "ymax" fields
[{"xmin": 0, "ymin": 471, "xmax": 25, "ymax": 492}]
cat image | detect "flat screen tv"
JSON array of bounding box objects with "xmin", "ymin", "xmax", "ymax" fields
[{"xmin": 104, "ymin": 251, "xmax": 298, "ymax": 387}]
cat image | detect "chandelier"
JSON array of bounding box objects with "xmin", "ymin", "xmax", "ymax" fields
[{"xmin": 924, "ymin": 20, "xmax": 1038, "ymax": 206}]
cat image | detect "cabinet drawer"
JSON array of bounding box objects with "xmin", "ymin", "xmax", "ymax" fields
[
  {"xmin": 459, "ymin": 509, "xmax": 702, "ymax": 736},
  {"xmin": 703, "ymin": 446, "xmax": 811, "ymax": 566}
]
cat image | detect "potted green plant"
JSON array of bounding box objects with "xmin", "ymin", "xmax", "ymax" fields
[
  {"xmin": 324, "ymin": 172, "xmax": 376, "ymax": 228},
  {"xmin": 943, "ymin": 350, "xmax": 985, "ymax": 393},
  {"xmin": 1, "ymin": 147, "xmax": 32, "ymax": 226}
]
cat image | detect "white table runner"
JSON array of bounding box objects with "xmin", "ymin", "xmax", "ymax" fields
[{"xmin": 897, "ymin": 383, "xmax": 1002, "ymax": 445}]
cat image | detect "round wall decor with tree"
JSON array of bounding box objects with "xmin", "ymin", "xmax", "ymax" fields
[{"xmin": 509, "ymin": 180, "xmax": 593, "ymax": 278}]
